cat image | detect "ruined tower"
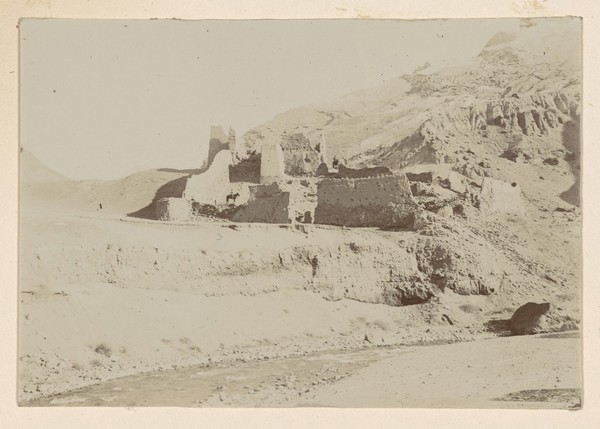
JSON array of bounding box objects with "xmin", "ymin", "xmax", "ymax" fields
[
  {"xmin": 228, "ymin": 127, "xmax": 237, "ymax": 161},
  {"xmin": 260, "ymin": 140, "xmax": 285, "ymax": 184},
  {"xmin": 318, "ymin": 133, "xmax": 328, "ymax": 165},
  {"xmin": 206, "ymin": 125, "xmax": 230, "ymax": 168}
]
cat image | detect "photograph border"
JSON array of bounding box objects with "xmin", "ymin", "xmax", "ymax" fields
[{"xmin": 1, "ymin": 1, "xmax": 599, "ymax": 428}]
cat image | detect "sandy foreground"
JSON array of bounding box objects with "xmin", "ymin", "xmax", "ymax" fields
[{"xmin": 18, "ymin": 205, "xmax": 581, "ymax": 408}]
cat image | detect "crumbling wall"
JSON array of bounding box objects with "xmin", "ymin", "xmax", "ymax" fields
[
  {"xmin": 230, "ymin": 153, "xmax": 261, "ymax": 183},
  {"xmin": 280, "ymin": 133, "xmax": 321, "ymax": 176},
  {"xmin": 282, "ymin": 147, "xmax": 321, "ymax": 176},
  {"xmin": 478, "ymin": 177, "xmax": 525, "ymax": 216},
  {"xmin": 232, "ymin": 183, "xmax": 291, "ymax": 223},
  {"xmin": 260, "ymin": 141, "xmax": 285, "ymax": 184},
  {"xmin": 184, "ymin": 150, "xmax": 232, "ymax": 205},
  {"xmin": 156, "ymin": 197, "xmax": 191, "ymax": 221},
  {"xmin": 402, "ymin": 164, "xmax": 468, "ymax": 194},
  {"xmin": 314, "ymin": 174, "xmax": 419, "ymax": 228},
  {"xmin": 335, "ymin": 164, "xmax": 393, "ymax": 179},
  {"xmin": 206, "ymin": 125, "xmax": 230, "ymax": 168},
  {"xmin": 279, "ymin": 178, "xmax": 319, "ymax": 223}
]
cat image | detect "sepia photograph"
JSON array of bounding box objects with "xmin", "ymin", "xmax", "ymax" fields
[{"xmin": 18, "ymin": 17, "xmax": 582, "ymax": 408}]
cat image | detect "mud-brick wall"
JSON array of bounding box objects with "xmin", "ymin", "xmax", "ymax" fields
[
  {"xmin": 156, "ymin": 197, "xmax": 191, "ymax": 221},
  {"xmin": 314, "ymin": 174, "xmax": 419, "ymax": 228},
  {"xmin": 232, "ymin": 183, "xmax": 291, "ymax": 223}
]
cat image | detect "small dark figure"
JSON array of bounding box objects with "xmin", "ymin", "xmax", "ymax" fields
[
  {"xmin": 332, "ymin": 156, "xmax": 339, "ymax": 169},
  {"xmin": 99, "ymin": 203, "xmax": 103, "ymax": 210},
  {"xmin": 311, "ymin": 255, "xmax": 319, "ymax": 277},
  {"xmin": 226, "ymin": 192, "xmax": 240, "ymax": 204},
  {"xmin": 304, "ymin": 211, "xmax": 312, "ymax": 224}
]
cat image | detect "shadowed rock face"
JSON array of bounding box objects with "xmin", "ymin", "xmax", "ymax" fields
[
  {"xmin": 509, "ymin": 302, "xmax": 551, "ymax": 335},
  {"xmin": 280, "ymin": 133, "xmax": 322, "ymax": 176},
  {"xmin": 229, "ymin": 153, "xmax": 261, "ymax": 184}
]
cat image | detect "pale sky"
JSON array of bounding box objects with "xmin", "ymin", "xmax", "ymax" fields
[{"xmin": 20, "ymin": 18, "xmax": 523, "ymax": 180}]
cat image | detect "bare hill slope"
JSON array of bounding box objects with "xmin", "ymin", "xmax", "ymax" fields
[
  {"xmin": 242, "ymin": 19, "xmax": 581, "ymax": 181},
  {"xmin": 20, "ymin": 149, "xmax": 69, "ymax": 184},
  {"xmin": 20, "ymin": 149, "xmax": 191, "ymax": 217}
]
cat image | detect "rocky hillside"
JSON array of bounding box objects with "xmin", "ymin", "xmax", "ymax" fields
[{"xmin": 242, "ymin": 19, "xmax": 581, "ymax": 206}]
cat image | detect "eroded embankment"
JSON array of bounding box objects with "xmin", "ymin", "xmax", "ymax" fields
[{"xmin": 22, "ymin": 216, "xmax": 507, "ymax": 304}]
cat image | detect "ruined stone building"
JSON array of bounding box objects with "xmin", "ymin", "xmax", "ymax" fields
[
  {"xmin": 154, "ymin": 125, "xmax": 524, "ymax": 227},
  {"xmin": 155, "ymin": 126, "xmax": 420, "ymax": 226}
]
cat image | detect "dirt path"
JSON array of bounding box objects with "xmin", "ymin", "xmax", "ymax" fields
[{"xmin": 27, "ymin": 333, "xmax": 581, "ymax": 409}]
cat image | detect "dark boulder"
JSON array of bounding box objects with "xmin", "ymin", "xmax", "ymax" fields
[
  {"xmin": 543, "ymin": 157, "xmax": 559, "ymax": 166},
  {"xmin": 509, "ymin": 302, "xmax": 551, "ymax": 335},
  {"xmin": 315, "ymin": 162, "xmax": 329, "ymax": 176}
]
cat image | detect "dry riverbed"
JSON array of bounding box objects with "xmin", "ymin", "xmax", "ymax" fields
[{"xmin": 26, "ymin": 332, "xmax": 581, "ymax": 409}]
